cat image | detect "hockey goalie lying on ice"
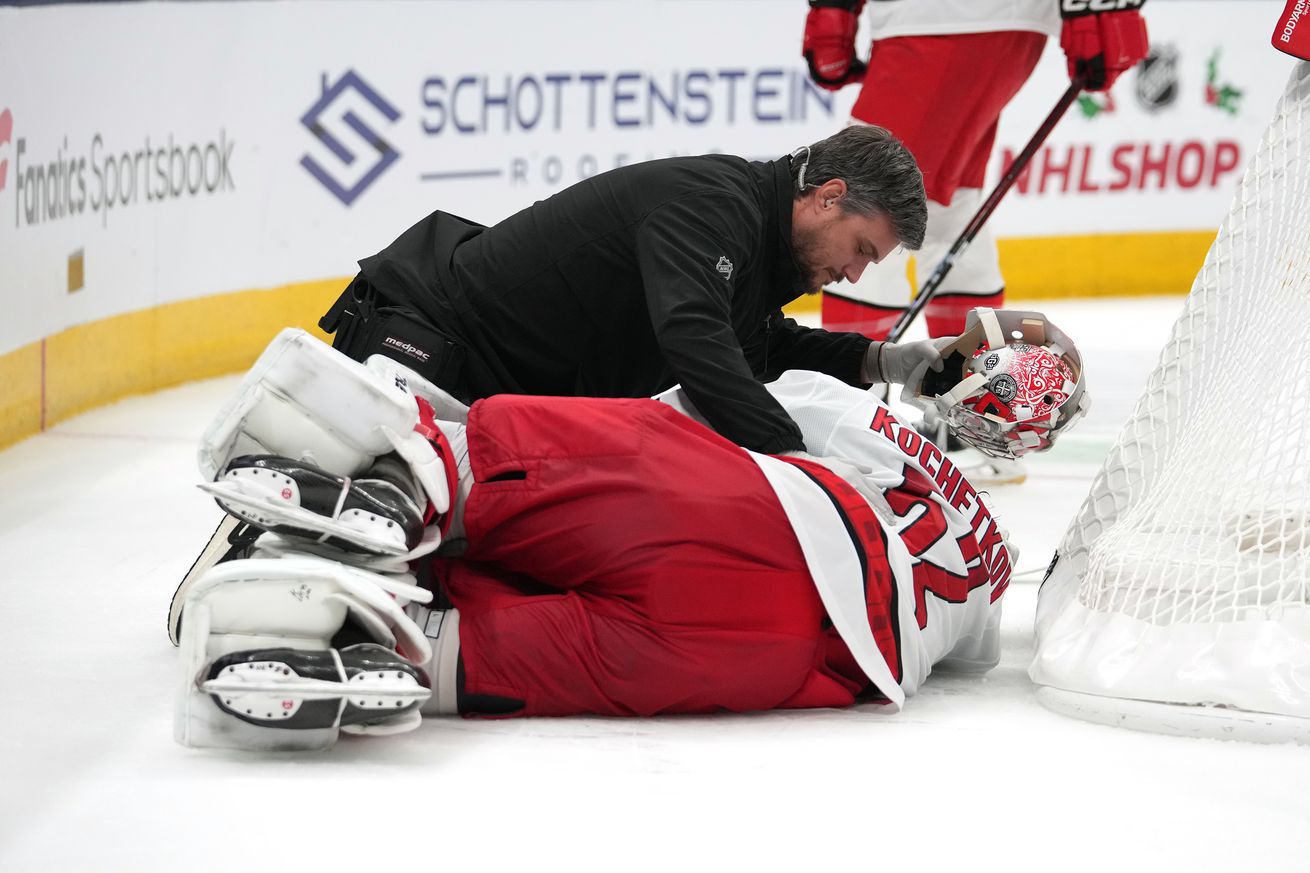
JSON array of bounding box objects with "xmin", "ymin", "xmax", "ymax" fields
[{"xmin": 170, "ymin": 308, "xmax": 1087, "ymax": 751}]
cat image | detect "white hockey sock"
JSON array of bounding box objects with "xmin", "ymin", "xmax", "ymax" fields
[
  {"xmin": 413, "ymin": 606, "xmax": 461, "ymax": 715},
  {"xmin": 433, "ymin": 419, "xmax": 474, "ymax": 541}
]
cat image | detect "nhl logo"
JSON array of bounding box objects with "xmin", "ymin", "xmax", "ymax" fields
[
  {"xmin": 715, "ymin": 256, "xmax": 733, "ymax": 281},
  {"xmin": 1135, "ymin": 45, "xmax": 1179, "ymax": 113}
]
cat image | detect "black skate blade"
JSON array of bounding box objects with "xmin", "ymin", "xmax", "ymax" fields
[{"xmin": 168, "ymin": 515, "xmax": 258, "ymax": 646}]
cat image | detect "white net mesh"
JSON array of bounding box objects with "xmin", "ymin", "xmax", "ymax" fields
[{"xmin": 1031, "ymin": 62, "xmax": 1310, "ymax": 729}]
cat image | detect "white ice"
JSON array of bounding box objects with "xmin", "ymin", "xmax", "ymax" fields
[{"xmin": 1, "ymin": 297, "xmax": 1307, "ymax": 873}]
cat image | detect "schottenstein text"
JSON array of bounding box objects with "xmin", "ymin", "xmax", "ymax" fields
[{"xmin": 13, "ymin": 130, "xmax": 235, "ymax": 229}]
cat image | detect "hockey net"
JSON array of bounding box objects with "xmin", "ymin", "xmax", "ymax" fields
[{"xmin": 1030, "ymin": 61, "xmax": 1310, "ymax": 743}]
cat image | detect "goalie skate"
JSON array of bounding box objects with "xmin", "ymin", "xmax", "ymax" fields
[
  {"xmin": 960, "ymin": 455, "xmax": 1028, "ymax": 487},
  {"xmin": 203, "ymin": 643, "xmax": 429, "ymax": 735},
  {"xmin": 199, "ymin": 454, "xmax": 425, "ymax": 557}
]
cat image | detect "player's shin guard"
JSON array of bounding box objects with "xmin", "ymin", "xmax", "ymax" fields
[{"xmin": 175, "ymin": 552, "xmax": 434, "ymax": 751}]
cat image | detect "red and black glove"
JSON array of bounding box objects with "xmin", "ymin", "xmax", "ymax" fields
[
  {"xmin": 1059, "ymin": 0, "xmax": 1150, "ymax": 92},
  {"xmin": 802, "ymin": 0, "xmax": 868, "ymax": 91}
]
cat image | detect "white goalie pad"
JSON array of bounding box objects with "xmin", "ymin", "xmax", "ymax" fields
[
  {"xmin": 174, "ymin": 550, "xmax": 433, "ymax": 751},
  {"xmin": 198, "ymin": 328, "xmax": 449, "ymax": 516},
  {"xmin": 365, "ymin": 354, "xmax": 471, "ymax": 425}
]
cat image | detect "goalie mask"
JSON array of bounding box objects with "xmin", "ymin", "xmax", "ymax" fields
[{"xmin": 902, "ymin": 308, "xmax": 1088, "ymax": 459}]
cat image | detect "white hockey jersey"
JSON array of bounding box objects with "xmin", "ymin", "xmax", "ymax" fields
[
  {"xmin": 659, "ymin": 370, "xmax": 1014, "ymax": 710},
  {"xmin": 866, "ymin": 0, "xmax": 1060, "ymax": 39}
]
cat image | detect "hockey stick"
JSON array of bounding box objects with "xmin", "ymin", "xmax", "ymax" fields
[{"xmin": 884, "ymin": 77, "xmax": 1085, "ymax": 345}]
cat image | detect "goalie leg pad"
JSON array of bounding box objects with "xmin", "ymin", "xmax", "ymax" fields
[
  {"xmin": 175, "ymin": 553, "xmax": 433, "ymax": 751},
  {"xmin": 199, "ymin": 328, "xmax": 450, "ymax": 518},
  {"xmin": 199, "ymin": 454, "xmax": 426, "ymax": 556}
]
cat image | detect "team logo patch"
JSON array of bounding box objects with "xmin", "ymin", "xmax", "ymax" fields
[
  {"xmin": 989, "ymin": 374, "xmax": 1018, "ymax": 404},
  {"xmin": 715, "ymin": 256, "xmax": 733, "ymax": 280}
]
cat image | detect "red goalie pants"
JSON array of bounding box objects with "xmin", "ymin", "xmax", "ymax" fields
[{"xmin": 438, "ymin": 395, "xmax": 869, "ymax": 717}]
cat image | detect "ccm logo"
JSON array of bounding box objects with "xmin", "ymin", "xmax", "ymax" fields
[{"xmin": 1061, "ymin": 0, "xmax": 1144, "ymax": 12}]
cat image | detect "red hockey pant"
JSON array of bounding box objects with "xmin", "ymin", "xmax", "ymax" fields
[
  {"xmin": 852, "ymin": 30, "xmax": 1047, "ymax": 206},
  {"xmin": 440, "ymin": 396, "xmax": 865, "ymax": 717}
]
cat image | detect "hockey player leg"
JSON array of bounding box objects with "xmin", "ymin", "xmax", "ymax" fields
[
  {"xmin": 175, "ymin": 548, "xmax": 434, "ymax": 750},
  {"xmin": 917, "ymin": 190, "xmax": 1007, "ymax": 339}
]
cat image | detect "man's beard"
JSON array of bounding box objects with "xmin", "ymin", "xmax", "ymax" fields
[{"xmin": 791, "ymin": 224, "xmax": 827, "ymax": 295}]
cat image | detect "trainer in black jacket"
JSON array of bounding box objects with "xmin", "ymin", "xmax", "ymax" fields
[{"xmin": 321, "ymin": 126, "xmax": 931, "ymax": 454}]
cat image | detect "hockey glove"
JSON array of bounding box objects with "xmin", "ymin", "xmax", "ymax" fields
[
  {"xmin": 1059, "ymin": 1, "xmax": 1149, "ymax": 92},
  {"xmin": 803, "ymin": 0, "xmax": 868, "ymax": 91},
  {"xmin": 863, "ymin": 337, "xmax": 953, "ymax": 386}
]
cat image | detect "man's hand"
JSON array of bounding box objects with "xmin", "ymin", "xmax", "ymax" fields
[
  {"xmin": 779, "ymin": 449, "xmax": 894, "ymax": 521},
  {"xmin": 1059, "ymin": 0, "xmax": 1149, "ymax": 92},
  {"xmin": 862, "ymin": 337, "xmax": 953, "ymax": 386},
  {"xmin": 803, "ymin": 0, "xmax": 868, "ymax": 91}
]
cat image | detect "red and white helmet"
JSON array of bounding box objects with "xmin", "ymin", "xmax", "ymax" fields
[{"xmin": 902, "ymin": 308, "xmax": 1088, "ymax": 459}]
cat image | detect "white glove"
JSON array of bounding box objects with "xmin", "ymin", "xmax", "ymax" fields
[
  {"xmin": 779, "ymin": 450, "xmax": 894, "ymax": 523},
  {"xmin": 862, "ymin": 337, "xmax": 955, "ymax": 385}
]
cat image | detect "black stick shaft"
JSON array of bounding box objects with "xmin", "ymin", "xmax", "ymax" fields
[{"xmin": 884, "ymin": 78, "xmax": 1084, "ymax": 345}]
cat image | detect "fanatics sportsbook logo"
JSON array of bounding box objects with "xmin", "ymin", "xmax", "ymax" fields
[
  {"xmin": 0, "ymin": 108, "xmax": 11, "ymax": 193},
  {"xmin": 716, "ymin": 256, "xmax": 733, "ymax": 280},
  {"xmin": 300, "ymin": 70, "xmax": 402, "ymax": 206}
]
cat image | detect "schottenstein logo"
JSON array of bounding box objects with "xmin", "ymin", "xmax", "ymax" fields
[
  {"xmin": 300, "ymin": 70, "xmax": 401, "ymax": 206},
  {"xmin": 383, "ymin": 336, "xmax": 431, "ymax": 363}
]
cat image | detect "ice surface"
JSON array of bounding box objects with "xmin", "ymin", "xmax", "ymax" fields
[{"xmin": 1, "ymin": 298, "xmax": 1307, "ymax": 873}]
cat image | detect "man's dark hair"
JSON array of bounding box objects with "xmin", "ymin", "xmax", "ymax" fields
[{"xmin": 790, "ymin": 125, "xmax": 927, "ymax": 250}]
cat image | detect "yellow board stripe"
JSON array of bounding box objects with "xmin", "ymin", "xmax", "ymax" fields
[
  {"xmin": 997, "ymin": 229, "xmax": 1216, "ymax": 299},
  {"xmin": 0, "ymin": 278, "xmax": 345, "ymax": 452},
  {"xmin": 786, "ymin": 228, "xmax": 1217, "ymax": 315},
  {"xmin": 0, "ymin": 229, "xmax": 1215, "ymax": 452}
]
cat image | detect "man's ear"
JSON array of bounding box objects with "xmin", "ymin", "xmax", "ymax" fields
[{"xmin": 816, "ymin": 178, "xmax": 847, "ymax": 209}]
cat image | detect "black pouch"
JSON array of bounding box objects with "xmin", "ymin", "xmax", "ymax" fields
[{"xmin": 320, "ymin": 278, "xmax": 469, "ymax": 399}]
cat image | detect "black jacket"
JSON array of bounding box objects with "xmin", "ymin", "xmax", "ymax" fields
[{"xmin": 356, "ymin": 154, "xmax": 872, "ymax": 454}]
